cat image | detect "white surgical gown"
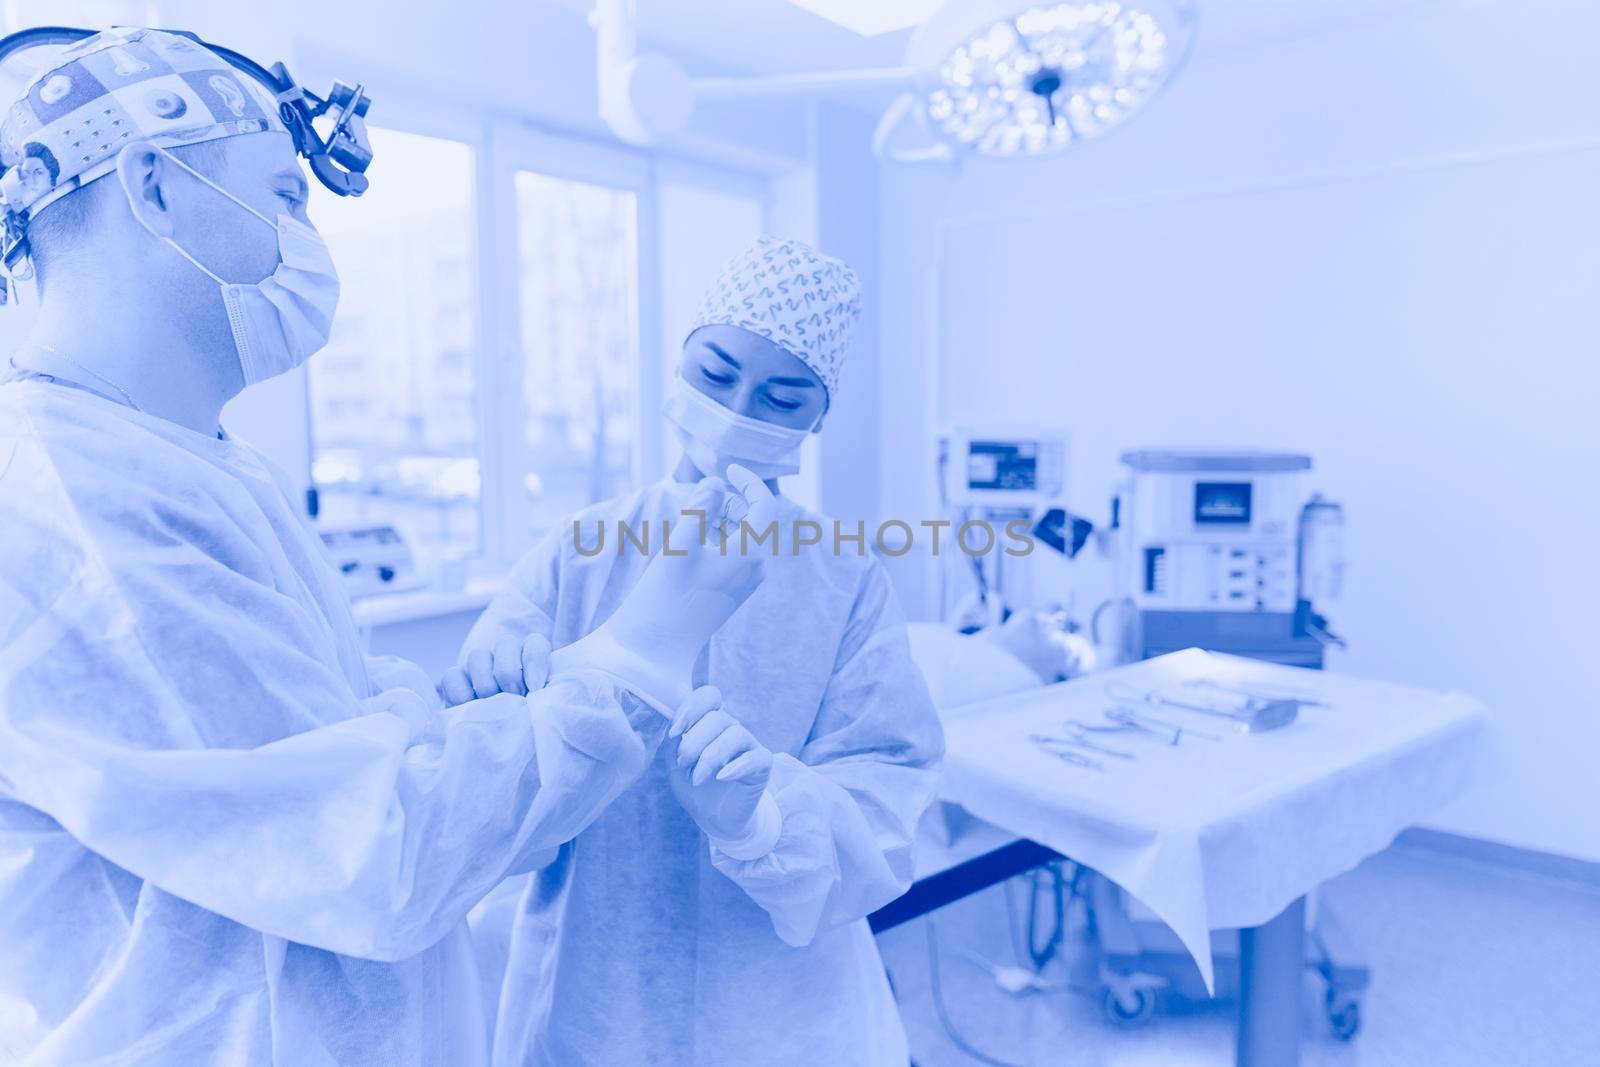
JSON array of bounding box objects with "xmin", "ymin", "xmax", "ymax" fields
[
  {"xmin": 0, "ymin": 381, "xmax": 663, "ymax": 1066},
  {"xmin": 465, "ymin": 477, "xmax": 945, "ymax": 1066}
]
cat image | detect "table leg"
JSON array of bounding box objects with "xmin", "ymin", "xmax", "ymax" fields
[{"xmin": 1236, "ymin": 895, "xmax": 1306, "ymax": 1067}]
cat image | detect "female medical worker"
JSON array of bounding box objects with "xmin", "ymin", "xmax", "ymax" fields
[{"xmin": 455, "ymin": 235, "xmax": 945, "ymax": 1065}]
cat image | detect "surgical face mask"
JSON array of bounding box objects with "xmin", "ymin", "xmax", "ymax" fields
[
  {"xmin": 662, "ymin": 374, "xmax": 815, "ymax": 480},
  {"xmin": 139, "ymin": 148, "xmax": 340, "ymax": 387}
]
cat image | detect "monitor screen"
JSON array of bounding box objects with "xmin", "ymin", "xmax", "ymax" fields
[
  {"xmin": 968, "ymin": 441, "xmax": 1038, "ymax": 492},
  {"xmin": 1194, "ymin": 481, "xmax": 1252, "ymax": 525}
]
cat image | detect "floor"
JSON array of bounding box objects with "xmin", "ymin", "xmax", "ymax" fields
[{"xmin": 876, "ymin": 842, "xmax": 1600, "ymax": 1066}]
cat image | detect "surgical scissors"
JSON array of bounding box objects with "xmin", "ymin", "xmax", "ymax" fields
[
  {"xmin": 1028, "ymin": 733, "xmax": 1107, "ymax": 771},
  {"xmin": 1044, "ymin": 724, "xmax": 1136, "ymax": 760}
]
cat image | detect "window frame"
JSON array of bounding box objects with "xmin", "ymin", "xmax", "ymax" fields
[
  {"xmin": 478, "ymin": 123, "xmax": 663, "ymax": 569},
  {"xmin": 305, "ymin": 94, "xmax": 776, "ymax": 581},
  {"xmin": 303, "ymin": 103, "xmax": 491, "ymax": 567}
]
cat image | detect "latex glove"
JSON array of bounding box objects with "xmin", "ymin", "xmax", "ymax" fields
[
  {"xmin": 439, "ymin": 634, "xmax": 553, "ymax": 708},
  {"xmin": 548, "ymin": 465, "xmax": 777, "ymax": 716},
  {"xmin": 666, "ymin": 686, "xmax": 778, "ymax": 853}
]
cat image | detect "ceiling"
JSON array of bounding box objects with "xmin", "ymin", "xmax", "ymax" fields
[
  {"xmin": 781, "ymin": 0, "xmax": 943, "ymax": 37},
  {"xmin": 0, "ymin": 1, "xmax": 1468, "ymax": 94},
  {"xmin": 0, "ymin": 0, "xmax": 1469, "ymax": 145},
  {"xmin": 552, "ymin": 0, "xmax": 1464, "ymax": 83}
]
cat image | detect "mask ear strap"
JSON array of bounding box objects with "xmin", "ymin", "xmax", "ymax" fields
[
  {"xmin": 160, "ymin": 232, "xmax": 227, "ymax": 285},
  {"xmin": 155, "ymin": 145, "xmax": 276, "ymax": 230},
  {"xmin": 117, "ymin": 145, "xmax": 266, "ymax": 285}
]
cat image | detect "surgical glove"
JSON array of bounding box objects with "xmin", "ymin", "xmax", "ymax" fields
[
  {"xmin": 439, "ymin": 634, "xmax": 553, "ymax": 707},
  {"xmin": 667, "ymin": 686, "xmax": 779, "ymax": 855},
  {"xmin": 548, "ymin": 465, "xmax": 777, "ymax": 716}
]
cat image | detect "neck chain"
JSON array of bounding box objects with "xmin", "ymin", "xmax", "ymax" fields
[{"xmin": 21, "ymin": 344, "xmax": 142, "ymax": 412}]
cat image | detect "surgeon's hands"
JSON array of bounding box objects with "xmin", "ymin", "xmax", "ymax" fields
[
  {"xmin": 666, "ymin": 686, "xmax": 775, "ymax": 845},
  {"xmin": 438, "ymin": 634, "xmax": 553, "ymax": 708}
]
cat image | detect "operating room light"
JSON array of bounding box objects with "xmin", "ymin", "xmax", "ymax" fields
[
  {"xmin": 592, "ymin": 0, "xmax": 1197, "ymax": 164},
  {"xmin": 909, "ymin": 0, "xmax": 1196, "ymax": 158}
]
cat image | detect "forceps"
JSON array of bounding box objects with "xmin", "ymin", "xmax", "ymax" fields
[{"xmin": 1043, "ymin": 724, "xmax": 1136, "ymax": 760}]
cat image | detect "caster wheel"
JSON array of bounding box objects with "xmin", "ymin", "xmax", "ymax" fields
[
  {"xmin": 1326, "ymin": 996, "xmax": 1361, "ymax": 1042},
  {"xmin": 1102, "ymin": 986, "xmax": 1156, "ymax": 1028}
]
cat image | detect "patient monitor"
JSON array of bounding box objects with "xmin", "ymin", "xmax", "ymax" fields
[
  {"xmin": 943, "ymin": 426, "xmax": 1067, "ymax": 510},
  {"xmin": 938, "ymin": 426, "xmax": 1074, "ymax": 627}
]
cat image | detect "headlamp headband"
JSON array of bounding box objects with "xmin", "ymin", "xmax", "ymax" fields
[{"xmin": 0, "ymin": 26, "xmax": 373, "ymax": 198}]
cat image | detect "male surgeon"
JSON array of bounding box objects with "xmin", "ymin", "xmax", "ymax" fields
[
  {"xmin": 0, "ymin": 29, "xmax": 752, "ymax": 1065},
  {"xmin": 458, "ymin": 236, "xmax": 946, "ymax": 1065}
]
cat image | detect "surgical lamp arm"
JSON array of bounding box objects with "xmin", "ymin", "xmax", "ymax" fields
[
  {"xmin": 690, "ymin": 65, "xmax": 947, "ymax": 165},
  {"xmin": 689, "ymin": 66, "xmax": 914, "ymax": 99},
  {"xmin": 687, "ymin": 65, "xmax": 957, "ymax": 165},
  {"xmin": 593, "ymin": 0, "xmax": 931, "ymax": 152}
]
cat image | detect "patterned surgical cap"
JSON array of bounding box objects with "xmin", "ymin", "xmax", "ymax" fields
[
  {"xmin": 0, "ymin": 27, "xmax": 286, "ymax": 268},
  {"xmin": 687, "ymin": 234, "xmax": 862, "ymax": 398}
]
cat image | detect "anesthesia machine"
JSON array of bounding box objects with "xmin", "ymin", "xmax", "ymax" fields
[{"xmin": 1107, "ymin": 450, "xmax": 1345, "ymax": 667}]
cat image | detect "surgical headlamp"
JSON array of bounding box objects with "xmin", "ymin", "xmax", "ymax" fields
[{"xmin": 0, "ymin": 25, "xmax": 373, "ymax": 197}]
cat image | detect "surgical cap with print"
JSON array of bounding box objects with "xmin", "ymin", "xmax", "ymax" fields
[
  {"xmin": 0, "ymin": 27, "xmax": 286, "ymax": 269},
  {"xmin": 687, "ymin": 234, "xmax": 862, "ymax": 399}
]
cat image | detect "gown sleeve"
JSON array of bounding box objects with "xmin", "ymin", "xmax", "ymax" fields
[
  {"xmin": 0, "ymin": 450, "xmax": 662, "ymax": 965},
  {"xmin": 708, "ymin": 561, "xmax": 946, "ymax": 947},
  {"xmin": 366, "ymin": 652, "xmax": 447, "ymax": 713}
]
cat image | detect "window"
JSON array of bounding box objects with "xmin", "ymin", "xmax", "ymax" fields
[
  {"xmin": 514, "ymin": 172, "xmax": 640, "ymax": 534},
  {"xmin": 308, "ymin": 128, "xmax": 481, "ymax": 567}
]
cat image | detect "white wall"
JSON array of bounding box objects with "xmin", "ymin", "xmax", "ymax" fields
[
  {"xmin": 876, "ymin": 0, "xmax": 1600, "ymax": 861},
  {"xmin": 655, "ymin": 168, "xmax": 768, "ymax": 479},
  {"xmin": 812, "ymin": 103, "xmax": 884, "ymax": 527}
]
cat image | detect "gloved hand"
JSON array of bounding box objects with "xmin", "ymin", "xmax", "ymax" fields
[
  {"xmin": 666, "ymin": 686, "xmax": 776, "ymax": 846},
  {"xmin": 438, "ymin": 634, "xmax": 553, "ymax": 708},
  {"xmin": 548, "ymin": 465, "xmax": 778, "ymax": 716}
]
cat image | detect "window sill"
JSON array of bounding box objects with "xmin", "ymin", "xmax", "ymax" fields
[{"xmin": 353, "ymin": 578, "xmax": 504, "ymax": 629}]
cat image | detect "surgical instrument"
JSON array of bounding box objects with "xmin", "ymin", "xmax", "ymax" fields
[
  {"xmin": 1182, "ymin": 678, "xmax": 1325, "ymax": 707},
  {"xmin": 1028, "ymin": 733, "xmax": 1106, "ymax": 771},
  {"xmin": 1104, "ymin": 705, "xmax": 1220, "ymax": 744},
  {"xmin": 1106, "ymin": 680, "xmax": 1303, "ymax": 733},
  {"xmin": 1062, "ymin": 722, "xmax": 1137, "ymax": 759}
]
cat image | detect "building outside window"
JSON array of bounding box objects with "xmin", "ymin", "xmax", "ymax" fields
[
  {"xmin": 514, "ymin": 171, "xmax": 640, "ymax": 535},
  {"xmin": 308, "ymin": 127, "xmax": 481, "ymax": 568}
]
